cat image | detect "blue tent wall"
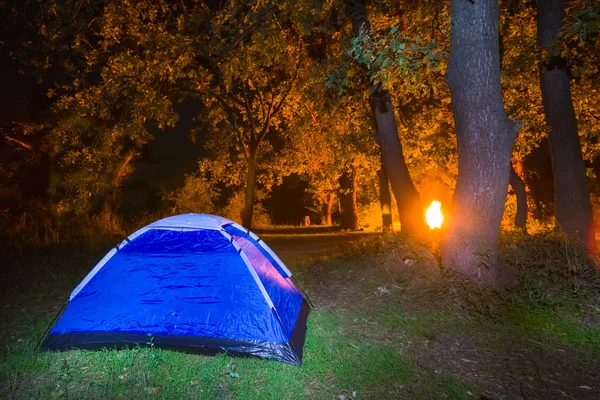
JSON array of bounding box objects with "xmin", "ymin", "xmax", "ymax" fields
[
  {"xmin": 41, "ymin": 214, "xmax": 310, "ymax": 365},
  {"xmin": 223, "ymin": 224, "xmax": 304, "ymax": 337}
]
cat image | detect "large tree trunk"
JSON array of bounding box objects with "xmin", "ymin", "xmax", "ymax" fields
[
  {"xmin": 242, "ymin": 153, "xmax": 257, "ymax": 229},
  {"xmin": 378, "ymin": 157, "xmax": 393, "ymax": 232},
  {"xmin": 509, "ymin": 164, "xmax": 528, "ymax": 231},
  {"xmin": 537, "ymin": 0, "xmax": 597, "ymax": 252},
  {"xmin": 441, "ymin": 0, "xmax": 521, "ymax": 284},
  {"xmin": 338, "ymin": 166, "xmax": 359, "ymax": 230},
  {"xmin": 346, "ymin": 0, "xmax": 425, "ymax": 235},
  {"xmin": 320, "ymin": 192, "xmax": 334, "ymax": 225}
]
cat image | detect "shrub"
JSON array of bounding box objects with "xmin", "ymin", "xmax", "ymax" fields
[
  {"xmin": 220, "ymin": 191, "xmax": 271, "ymax": 227},
  {"xmin": 162, "ymin": 174, "xmax": 217, "ymax": 215}
]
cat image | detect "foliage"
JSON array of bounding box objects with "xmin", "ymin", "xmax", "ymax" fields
[
  {"xmin": 18, "ymin": 0, "xmax": 316, "ymax": 227},
  {"xmin": 351, "ymin": 2, "xmax": 457, "ymax": 196},
  {"xmin": 274, "ymin": 58, "xmax": 380, "ymax": 221},
  {"xmin": 501, "ymin": 231, "xmax": 600, "ymax": 302},
  {"xmin": 350, "ymin": 26, "xmax": 446, "ymax": 91},
  {"xmin": 0, "ymin": 207, "xmax": 121, "ymax": 248},
  {"xmin": 220, "ymin": 191, "xmax": 271, "ymax": 227},
  {"xmin": 162, "ymin": 173, "xmax": 217, "ymax": 215},
  {"xmin": 564, "ymin": 0, "xmax": 600, "ymax": 42},
  {"xmin": 499, "ymin": 1, "xmax": 548, "ymax": 161}
]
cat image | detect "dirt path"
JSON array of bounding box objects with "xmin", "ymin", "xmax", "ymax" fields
[{"xmin": 260, "ymin": 231, "xmax": 377, "ymax": 265}]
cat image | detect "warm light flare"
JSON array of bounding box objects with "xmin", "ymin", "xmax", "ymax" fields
[{"xmin": 425, "ymin": 201, "xmax": 443, "ymax": 229}]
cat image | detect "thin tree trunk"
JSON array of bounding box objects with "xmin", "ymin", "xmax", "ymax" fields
[
  {"xmin": 378, "ymin": 157, "xmax": 393, "ymax": 232},
  {"xmin": 509, "ymin": 164, "xmax": 528, "ymax": 231},
  {"xmin": 338, "ymin": 166, "xmax": 359, "ymax": 230},
  {"xmin": 320, "ymin": 192, "xmax": 334, "ymax": 225},
  {"xmin": 537, "ymin": 0, "xmax": 597, "ymax": 252},
  {"xmin": 327, "ymin": 192, "xmax": 334, "ymax": 225},
  {"xmin": 441, "ymin": 0, "xmax": 521, "ymax": 284},
  {"xmin": 371, "ymin": 86, "xmax": 425, "ymax": 234},
  {"xmin": 100, "ymin": 151, "xmax": 135, "ymax": 233},
  {"xmin": 346, "ymin": 0, "xmax": 425, "ymax": 235},
  {"xmin": 523, "ymin": 139, "xmax": 554, "ymax": 221},
  {"xmin": 242, "ymin": 153, "xmax": 257, "ymax": 229}
]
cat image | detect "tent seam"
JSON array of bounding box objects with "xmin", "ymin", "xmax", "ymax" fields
[{"xmin": 219, "ymin": 231, "xmax": 275, "ymax": 310}]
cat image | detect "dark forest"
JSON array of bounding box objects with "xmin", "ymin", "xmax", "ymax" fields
[{"xmin": 1, "ymin": 1, "xmax": 599, "ymax": 398}]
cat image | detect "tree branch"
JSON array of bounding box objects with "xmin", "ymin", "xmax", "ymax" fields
[
  {"xmin": 242, "ymin": 83, "xmax": 258, "ymax": 143},
  {"xmin": 195, "ymin": 4, "xmax": 277, "ymax": 74},
  {"xmin": 212, "ymin": 4, "xmax": 277, "ymax": 67},
  {"xmin": 172, "ymin": 85, "xmax": 248, "ymax": 158},
  {"xmin": 211, "ymin": 92, "xmax": 251, "ymax": 160},
  {"xmin": 5, "ymin": 136, "xmax": 34, "ymax": 150},
  {"xmin": 265, "ymin": 56, "xmax": 302, "ymax": 130},
  {"xmin": 257, "ymin": 93, "xmax": 276, "ymax": 145},
  {"xmin": 111, "ymin": 151, "xmax": 136, "ymax": 188},
  {"xmin": 256, "ymin": 58, "xmax": 301, "ymax": 145},
  {"xmin": 301, "ymin": 101, "xmax": 320, "ymax": 127},
  {"xmin": 225, "ymin": 91, "xmax": 246, "ymax": 108},
  {"xmin": 253, "ymin": 81, "xmax": 267, "ymax": 121}
]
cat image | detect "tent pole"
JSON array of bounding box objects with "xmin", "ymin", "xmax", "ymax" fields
[
  {"xmin": 36, "ymin": 299, "xmax": 68, "ymax": 349},
  {"xmin": 291, "ymin": 276, "xmax": 315, "ymax": 309}
]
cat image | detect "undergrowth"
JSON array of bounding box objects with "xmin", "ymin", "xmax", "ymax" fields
[
  {"xmin": 336, "ymin": 229, "xmax": 600, "ymax": 316},
  {"xmin": 0, "ymin": 209, "xmax": 167, "ymax": 249}
]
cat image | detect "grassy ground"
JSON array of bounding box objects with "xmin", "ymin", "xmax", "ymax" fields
[{"xmin": 1, "ymin": 230, "xmax": 600, "ymax": 399}]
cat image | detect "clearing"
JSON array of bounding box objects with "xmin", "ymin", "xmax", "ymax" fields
[{"xmin": 1, "ymin": 230, "xmax": 600, "ymax": 399}]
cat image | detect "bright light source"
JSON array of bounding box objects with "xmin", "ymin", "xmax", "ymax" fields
[{"xmin": 425, "ymin": 201, "xmax": 443, "ymax": 230}]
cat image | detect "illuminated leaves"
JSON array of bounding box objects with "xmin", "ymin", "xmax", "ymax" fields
[
  {"xmin": 350, "ymin": 27, "xmax": 445, "ymax": 90},
  {"xmin": 18, "ymin": 0, "xmax": 600, "ymax": 218}
]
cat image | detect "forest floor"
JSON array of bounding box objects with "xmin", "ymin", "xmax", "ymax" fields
[{"xmin": 1, "ymin": 229, "xmax": 600, "ymax": 399}]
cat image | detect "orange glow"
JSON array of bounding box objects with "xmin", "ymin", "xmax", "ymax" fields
[{"xmin": 425, "ymin": 201, "xmax": 443, "ymax": 229}]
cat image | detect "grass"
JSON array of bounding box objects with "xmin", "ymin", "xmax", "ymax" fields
[
  {"xmin": 2, "ymin": 230, "xmax": 600, "ymax": 399},
  {"xmin": 1, "ymin": 309, "xmax": 469, "ymax": 399},
  {"xmin": 498, "ymin": 304, "xmax": 600, "ymax": 350}
]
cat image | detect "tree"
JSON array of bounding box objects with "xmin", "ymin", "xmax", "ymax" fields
[
  {"xmin": 498, "ymin": 0, "xmax": 545, "ymax": 231},
  {"xmin": 509, "ymin": 164, "xmax": 528, "ymax": 231},
  {"xmin": 537, "ymin": 0, "xmax": 597, "ymax": 251},
  {"xmin": 345, "ymin": 0, "xmax": 426, "ymax": 235},
  {"xmin": 338, "ymin": 165, "xmax": 359, "ymax": 230},
  {"xmin": 26, "ymin": 1, "xmax": 306, "ymax": 229},
  {"xmin": 276, "ymin": 68, "xmax": 379, "ymax": 230},
  {"xmin": 440, "ymin": 0, "xmax": 522, "ymax": 283},
  {"xmin": 377, "ymin": 157, "xmax": 393, "ymax": 232}
]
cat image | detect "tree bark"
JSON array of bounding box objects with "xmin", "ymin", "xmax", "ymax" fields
[
  {"xmin": 346, "ymin": 0, "xmax": 425, "ymax": 235},
  {"xmin": 371, "ymin": 87, "xmax": 425, "ymax": 235},
  {"xmin": 320, "ymin": 192, "xmax": 334, "ymax": 225},
  {"xmin": 537, "ymin": 0, "xmax": 597, "ymax": 252},
  {"xmin": 509, "ymin": 164, "xmax": 528, "ymax": 231},
  {"xmin": 441, "ymin": 0, "xmax": 521, "ymax": 284},
  {"xmin": 242, "ymin": 152, "xmax": 257, "ymax": 229},
  {"xmin": 338, "ymin": 166, "xmax": 359, "ymax": 230},
  {"xmin": 378, "ymin": 157, "xmax": 393, "ymax": 232}
]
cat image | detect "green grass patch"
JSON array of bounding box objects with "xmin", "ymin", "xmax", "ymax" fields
[
  {"xmin": 375, "ymin": 306, "xmax": 457, "ymax": 340},
  {"xmin": 1, "ymin": 310, "xmax": 430, "ymax": 399},
  {"xmin": 500, "ymin": 305, "xmax": 600, "ymax": 350},
  {"xmin": 437, "ymin": 376, "xmax": 478, "ymax": 400}
]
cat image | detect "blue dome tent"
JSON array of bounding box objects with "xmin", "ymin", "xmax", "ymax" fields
[{"xmin": 41, "ymin": 214, "xmax": 310, "ymax": 365}]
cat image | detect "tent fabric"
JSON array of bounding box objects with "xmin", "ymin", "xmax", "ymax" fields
[{"xmin": 41, "ymin": 214, "xmax": 310, "ymax": 365}]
